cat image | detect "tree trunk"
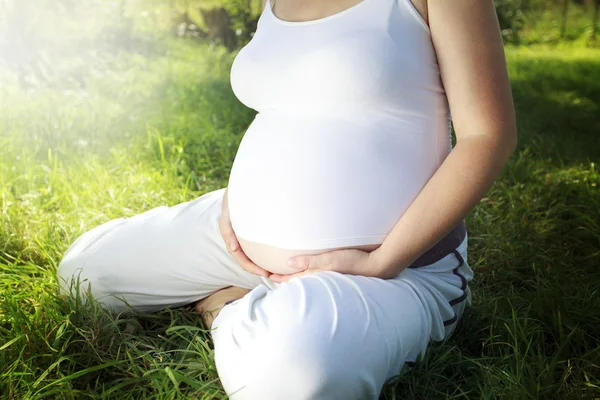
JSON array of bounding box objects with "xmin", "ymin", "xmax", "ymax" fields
[
  {"xmin": 199, "ymin": 7, "xmax": 237, "ymax": 50},
  {"xmin": 593, "ymin": 0, "xmax": 599, "ymax": 40},
  {"xmin": 561, "ymin": 0, "xmax": 570, "ymax": 37}
]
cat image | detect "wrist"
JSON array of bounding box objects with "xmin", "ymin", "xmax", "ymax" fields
[{"xmin": 368, "ymin": 246, "xmax": 409, "ymax": 279}]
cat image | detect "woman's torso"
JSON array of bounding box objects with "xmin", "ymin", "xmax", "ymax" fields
[{"xmin": 227, "ymin": 0, "xmax": 465, "ymax": 274}]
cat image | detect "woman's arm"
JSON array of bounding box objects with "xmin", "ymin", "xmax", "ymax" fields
[
  {"xmin": 273, "ymin": 0, "xmax": 517, "ymax": 281},
  {"xmin": 371, "ymin": 0, "xmax": 517, "ymax": 277}
]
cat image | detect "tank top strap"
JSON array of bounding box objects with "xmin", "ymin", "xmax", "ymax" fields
[{"xmin": 396, "ymin": 0, "xmax": 430, "ymax": 32}]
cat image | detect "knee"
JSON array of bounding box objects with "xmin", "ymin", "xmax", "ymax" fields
[
  {"xmin": 269, "ymin": 336, "xmax": 337, "ymax": 396},
  {"xmin": 57, "ymin": 243, "xmax": 102, "ymax": 302},
  {"xmin": 214, "ymin": 280, "xmax": 377, "ymax": 399},
  {"xmin": 58, "ymin": 247, "xmax": 130, "ymax": 313},
  {"xmin": 57, "ymin": 221, "xmax": 125, "ymax": 310},
  {"xmin": 217, "ymin": 313, "xmax": 340, "ymax": 398}
]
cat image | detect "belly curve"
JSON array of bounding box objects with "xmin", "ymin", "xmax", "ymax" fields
[{"xmin": 227, "ymin": 111, "xmax": 447, "ymax": 271}]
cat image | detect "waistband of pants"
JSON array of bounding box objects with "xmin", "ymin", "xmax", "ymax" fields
[{"xmin": 408, "ymin": 219, "xmax": 467, "ymax": 268}]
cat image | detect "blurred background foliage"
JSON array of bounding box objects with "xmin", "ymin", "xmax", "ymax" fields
[
  {"xmin": 496, "ymin": 0, "xmax": 599, "ymax": 43},
  {"xmin": 0, "ymin": 0, "xmax": 598, "ymax": 90}
]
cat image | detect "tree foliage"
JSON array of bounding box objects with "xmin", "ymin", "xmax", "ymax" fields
[{"xmin": 495, "ymin": 0, "xmax": 526, "ymax": 43}]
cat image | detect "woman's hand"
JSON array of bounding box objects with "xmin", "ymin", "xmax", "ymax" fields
[
  {"xmin": 219, "ymin": 189, "xmax": 272, "ymax": 278},
  {"xmin": 269, "ymin": 248, "xmax": 393, "ymax": 283}
]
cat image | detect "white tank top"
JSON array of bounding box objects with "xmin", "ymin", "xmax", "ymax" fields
[{"xmin": 227, "ymin": 0, "xmax": 458, "ymax": 250}]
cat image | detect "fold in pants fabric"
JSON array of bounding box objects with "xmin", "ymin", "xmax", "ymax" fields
[{"xmin": 58, "ymin": 188, "xmax": 473, "ymax": 400}]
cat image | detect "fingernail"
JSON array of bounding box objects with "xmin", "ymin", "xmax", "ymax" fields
[{"xmin": 228, "ymin": 241, "xmax": 237, "ymax": 251}]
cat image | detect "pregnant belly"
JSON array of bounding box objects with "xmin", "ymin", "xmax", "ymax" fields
[
  {"xmin": 237, "ymin": 236, "xmax": 381, "ymax": 275},
  {"xmin": 227, "ymin": 111, "xmax": 447, "ymax": 274}
]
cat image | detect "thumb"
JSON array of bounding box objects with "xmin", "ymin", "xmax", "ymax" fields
[
  {"xmin": 219, "ymin": 219, "xmax": 239, "ymax": 253},
  {"xmin": 287, "ymin": 253, "xmax": 330, "ymax": 271}
]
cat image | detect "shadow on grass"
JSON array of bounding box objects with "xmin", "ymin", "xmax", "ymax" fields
[
  {"xmin": 381, "ymin": 52, "xmax": 600, "ymax": 398},
  {"xmin": 509, "ymin": 56, "xmax": 600, "ymax": 165}
]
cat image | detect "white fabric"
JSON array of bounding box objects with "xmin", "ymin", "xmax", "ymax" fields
[
  {"xmin": 227, "ymin": 0, "xmax": 452, "ymax": 250},
  {"xmin": 58, "ymin": 188, "xmax": 473, "ymax": 399}
]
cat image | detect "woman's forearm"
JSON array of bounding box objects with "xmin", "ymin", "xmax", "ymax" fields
[{"xmin": 371, "ymin": 133, "xmax": 516, "ymax": 278}]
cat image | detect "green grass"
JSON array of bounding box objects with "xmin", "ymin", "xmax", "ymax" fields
[{"xmin": 1, "ymin": 35, "xmax": 599, "ymax": 400}]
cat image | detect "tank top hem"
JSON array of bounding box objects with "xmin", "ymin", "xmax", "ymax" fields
[{"xmin": 235, "ymin": 231, "xmax": 389, "ymax": 251}]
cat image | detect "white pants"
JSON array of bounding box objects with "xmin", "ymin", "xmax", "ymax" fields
[{"xmin": 58, "ymin": 188, "xmax": 474, "ymax": 400}]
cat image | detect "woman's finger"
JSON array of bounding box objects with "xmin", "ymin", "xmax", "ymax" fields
[
  {"xmin": 219, "ymin": 215, "xmax": 240, "ymax": 252},
  {"xmin": 231, "ymin": 247, "xmax": 271, "ymax": 278},
  {"xmin": 218, "ymin": 212, "xmax": 270, "ymax": 277},
  {"xmin": 224, "ymin": 233, "xmax": 240, "ymax": 252},
  {"xmin": 287, "ymin": 251, "xmax": 337, "ymax": 271}
]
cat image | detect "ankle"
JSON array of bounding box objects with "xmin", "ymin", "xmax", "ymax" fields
[{"xmin": 195, "ymin": 286, "xmax": 250, "ymax": 329}]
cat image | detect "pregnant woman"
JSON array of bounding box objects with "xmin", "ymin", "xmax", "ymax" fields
[{"xmin": 58, "ymin": 0, "xmax": 517, "ymax": 398}]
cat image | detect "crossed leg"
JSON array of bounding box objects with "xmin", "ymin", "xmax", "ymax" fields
[
  {"xmin": 58, "ymin": 188, "xmax": 472, "ymax": 400},
  {"xmin": 211, "ymin": 271, "xmax": 435, "ymax": 399}
]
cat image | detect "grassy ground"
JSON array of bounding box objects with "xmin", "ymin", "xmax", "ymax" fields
[{"xmin": 1, "ymin": 35, "xmax": 599, "ymax": 399}]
